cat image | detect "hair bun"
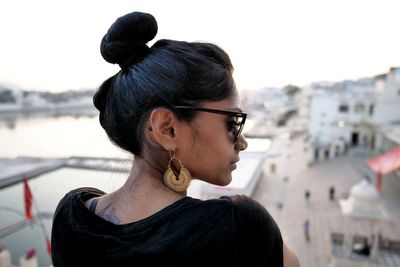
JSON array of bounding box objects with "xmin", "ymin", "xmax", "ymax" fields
[{"xmin": 100, "ymin": 11, "xmax": 158, "ymax": 68}]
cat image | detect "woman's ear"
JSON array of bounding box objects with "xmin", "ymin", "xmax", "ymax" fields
[{"xmin": 149, "ymin": 108, "xmax": 177, "ymax": 150}]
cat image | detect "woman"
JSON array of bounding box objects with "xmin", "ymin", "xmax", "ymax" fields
[{"xmin": 51, "ymin": 11, "xmax": 299, "ymax": 267}]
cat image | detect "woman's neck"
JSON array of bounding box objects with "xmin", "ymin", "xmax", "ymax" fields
[{"xmin": 103, "ymin": 158, "xmax": 186, "ymax": 224}]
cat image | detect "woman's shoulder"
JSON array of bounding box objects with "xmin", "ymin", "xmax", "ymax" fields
[
  {"xmin": 65, "ymin": 187, "xmax": 106, "ymax": 198},
  {"xmin": 222, "ymin": 195, "xmax": 282, "ymax": 244},
  {"xmin": 65, "ymin": 187, "xmax": 105, "ymax": 200},
  {"xmin": 221, "ymin": 194, "xmax": 262, "ymax": 206},
  {"xmin": 202, "ymin": 194, "xmax": 279, "ymax": 231},
  {"xmin": 176, "ymin": 196, "xmax": 233, "ymax": 216},
  {"xmin": 221, "ymin": 195, "xmax": 284, "ymax": 266},
  {"xmin": 54, "ymin": 187, "xmax": 105, "ymax": 215},
  {"xmin": 221, "ymin": 194, "xmax": 270, "ymax": 217},
  {"xmin": 189, "ymin": 194, "xmax": 267, "ymax": 217}
]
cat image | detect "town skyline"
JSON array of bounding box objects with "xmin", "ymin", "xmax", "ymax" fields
[{"xmin": 1, "ymin": 0, "xmax": 399, "ymax": 92}]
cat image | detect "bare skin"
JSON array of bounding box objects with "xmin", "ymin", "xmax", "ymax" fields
[
  {"xmin": 284, "ymin": 243, "xmax": 300, "ymax": 267},
  {"xmin": 85, "ymin": 157, "xmax": 184, "ymax": 224}
]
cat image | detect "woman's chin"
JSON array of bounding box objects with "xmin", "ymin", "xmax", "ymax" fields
[
  {"xmin": 218, "ymin": 175, "xmax": 232, "ymax": 186},
  {"xmin": 196, "ymin": 174, "xmax": 232, "ymax": 186}
]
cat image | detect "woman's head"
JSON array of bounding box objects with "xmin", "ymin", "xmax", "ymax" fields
[{"xmin": 94, "ymin": 11, "xmax": 237, "ymax": 157}]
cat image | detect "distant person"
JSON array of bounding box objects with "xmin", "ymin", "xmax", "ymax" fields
[
  {"xmin": 329, "ymin": 186, "xmax": 335, "ymax": 201},
  {"xmin": 304, "ymin": 219, "xmax": 310, "ymax": 242},
  {"xmin": 51, "ymin": 11, "xmax": 299, "ymax": 267},
  {"xmin": 305, "ymin": 189, "xmax": 311, "ymax": 201}
]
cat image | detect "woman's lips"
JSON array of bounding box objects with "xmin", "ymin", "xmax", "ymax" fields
[
  {"xmin": 231, "ymin": 163, "xmax": 237, "ymax": 170},
  {"xmin": 231, "ymin": 159, "xmax": 239, "ymax": 170}
]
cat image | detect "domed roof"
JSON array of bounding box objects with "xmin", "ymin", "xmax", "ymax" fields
[
  {"xmin": 350, "ymin": 180, "xmax": 379, "ymax": 202},
  {"xmin": 339, "ymin": 180, "xmax": 386, "ymax": 220}
]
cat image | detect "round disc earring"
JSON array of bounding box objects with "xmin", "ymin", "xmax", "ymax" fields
[{"xmin": 163, "ymin": 151, "xmax": 191, "ymax": 192}]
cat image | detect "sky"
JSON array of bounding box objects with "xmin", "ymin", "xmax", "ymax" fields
[{"xmin": 0, "ymin": 0, "xmax": 399, "ymax": 92}]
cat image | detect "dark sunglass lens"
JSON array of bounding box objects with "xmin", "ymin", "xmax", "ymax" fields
[
  {"xmin": 232, "ymin": 120, "xmax": 240, "ymax": 143},
  {"xmin": 234, "ymin": 117, "xmax": 245, "ymax": 143}
]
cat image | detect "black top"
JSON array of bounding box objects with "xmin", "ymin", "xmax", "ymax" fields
[{"xmin": 51, "ymin": 187, "xmax": 283, "ymax": 267}]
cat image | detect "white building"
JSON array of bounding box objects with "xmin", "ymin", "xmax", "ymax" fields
[
  {"xmin": 308, "ymin": 79, "xmax": 375, "ymax": 162},
  {"xmin": 372, "ymin": 67, "xmax": 400, "ymax": 125},
  {"xmin": 329, "ymin": 180, "xmax": 398, "ymax": 267},
  {"xmin": 241, "ymin": 87, "xmax": 299, "ymax": 137},
  {"xmin": 308, "ymin": 67, "xmax": 400, "ymax": 163}
]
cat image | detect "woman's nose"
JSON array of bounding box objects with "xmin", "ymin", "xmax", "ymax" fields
[{"xmin": 235, "ymin": 134, "xmax": 248, "ymax": 151}]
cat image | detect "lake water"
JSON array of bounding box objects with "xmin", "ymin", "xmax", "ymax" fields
[
  {"xmin": 0, "ymin": 113, "xmax": 270, "ymax": 267},
  {"xmin": 0, "ymin": 113, "xmax": 129, "ymax": 158}
]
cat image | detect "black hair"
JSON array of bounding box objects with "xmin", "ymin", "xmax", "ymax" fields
[{"xmin": 94, "ymin": 11, "xmax": 235, "ymax": 156}]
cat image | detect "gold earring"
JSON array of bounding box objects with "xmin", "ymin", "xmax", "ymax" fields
[{"xmin": 163, "ymin": 151, "xmax": 191, "ymax": 192}]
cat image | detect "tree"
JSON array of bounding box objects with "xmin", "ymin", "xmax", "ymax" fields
[
  {"xmin": 0, "ymin": 90, "xmax": 16, "ymax": 103},
  {"xmin": 282, "ymin": 84, "xmax": 301, "ymax": 96}
]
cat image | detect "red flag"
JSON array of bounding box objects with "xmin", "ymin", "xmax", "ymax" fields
[
  {"xmin": 23, "ymin": 178, "xmax": 33, "ymax": 220},
  {"xmin": 46, "ymin": 236, "xmax": 52, "ymax": 255},
  {"xmin": 377, "ymin": 173, "xmax": 382, "ymax": 192}
]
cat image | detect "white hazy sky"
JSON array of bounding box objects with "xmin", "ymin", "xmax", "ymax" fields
[{"xmin": 0, "ymin": 0, "xmax": 399, "ymax": 92}]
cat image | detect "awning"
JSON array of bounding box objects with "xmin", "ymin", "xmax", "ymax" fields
[
  {"xmin": 367, "ymin": 145, "xmax": 400, "ymax": 191},
  {"xmin": 367, "ymin": 145, "xmax": 400, "ymax": 174}
]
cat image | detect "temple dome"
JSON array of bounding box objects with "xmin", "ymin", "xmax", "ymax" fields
[
  {"xmin": 350, "ymin": 180, "xmax": 379, "ymax": 202},
  {"xmin": 339, "ymin": 180, "xmax": 386, "ymax": 220}
]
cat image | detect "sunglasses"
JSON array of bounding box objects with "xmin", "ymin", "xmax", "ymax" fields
[{"xmin": 174, "ymin": 106, "xmax": 247, "ymax": 143}]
